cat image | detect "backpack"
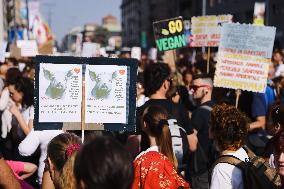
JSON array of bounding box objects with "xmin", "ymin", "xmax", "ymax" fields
[
  {"xmin": 168, "ymin": 118, "xmax": 189, "ymax": 172},
  {"xmin": 211, "ymin": 145, "xmax": 281, "ymax": 189}
]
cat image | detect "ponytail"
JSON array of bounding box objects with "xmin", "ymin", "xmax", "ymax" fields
[
  {"xmin": 60, "ymin": 152, "xmax": 78, "ymax": 189},
  {"xmin": 142, "ymin": 106, "xmax": 178, "ymax": 169},
  {"xmin": 159, "ymin": 122, "xmax": 178, "ymax": 169}
]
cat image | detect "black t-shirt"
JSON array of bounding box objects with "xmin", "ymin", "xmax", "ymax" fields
[
  {"xmin": 136, "ymin": 99, "xmax": 193, "ymax": 151},
  {"xmin": 189, "ymin": 100, "xmax": 215, "ymax": 176}
]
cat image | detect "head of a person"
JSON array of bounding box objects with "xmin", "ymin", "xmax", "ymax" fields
[
  {"xmin": 272, "ymin": 130, "xmax": 284, "ymax": 176},
  {"xmin": 268, "ymin": 63, "xmax": 276, "ymax": 80},
  {"xmin": 190, "ymin": 74, "xmax": 213, "ymax": 102},
  {"xmin": 142, "ymin": 105, "xmax": 177, "ymax": 168},
  {"xmin": 143, "ymin": 63, "xmax": 171, "ymax": 97},
  {"xmin": 166, "ymin": 85, "xmax": 180, "ymax": 104},
  {"xmin": 0, "ymin": 63, "xmax": 11, "ymax": 77},
  {"xmin": 271, "ymin": 104, "xmax": 284, "ymax": 133},
  {"xmin": 210, "ymin": 103, "xmax": 249, "ymax": 151},
  {"xmin": 183, "ymin": 70, "xmax": 193, "ymax": 86},
  {"xmin": 74, "ymin": 136, "xmax": 134, "ymax": 189},
  {"xmin": 47, "ymin": 133, "xmax": 81, "ymax": 189},
  {"xmin": 8, "ymin": 76, "xmax": 33, "ymax": 106},
  {"xmin": 5, "ymin": 67, "xmax": 22, "ymax": 85},
  {"xmin": 273, "ymin": 51, "xmax": 283, "ymax": 64}
]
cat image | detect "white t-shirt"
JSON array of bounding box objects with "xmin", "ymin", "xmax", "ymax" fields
[{"xmin": 210, "ymin": 147, "xmax": 249, "ymax": 189}]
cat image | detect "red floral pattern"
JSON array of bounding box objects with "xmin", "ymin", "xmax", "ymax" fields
[{"xmin": 133, "ymin": 151, "xmax": 190, "ymax": 189}]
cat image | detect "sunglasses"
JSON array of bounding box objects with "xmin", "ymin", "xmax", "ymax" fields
[{"xmin": 189, "ymin": 85, "xmax": 211, "ymax": 91}]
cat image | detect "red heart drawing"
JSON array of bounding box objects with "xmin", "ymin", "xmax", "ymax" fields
[
  {"xmin": 74, "ymin": 68, "xmax": 80, "ymax": 74},
  {"xmin": 119, "ymin": 70, "xmax": 125, "ymax": 75}
]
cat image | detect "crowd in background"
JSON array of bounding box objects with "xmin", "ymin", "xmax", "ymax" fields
[{"xmin": 0, "ymin": 48, "xmax": 283, "ymax": 189}]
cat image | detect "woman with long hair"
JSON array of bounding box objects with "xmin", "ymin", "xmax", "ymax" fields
[
  {"xmin": 133, "ymin": 105, "xmax": 189, "ymax": 189},
  {"xmin": 43, "ymin": 133, "xmax": 81, "ymax": 189}
]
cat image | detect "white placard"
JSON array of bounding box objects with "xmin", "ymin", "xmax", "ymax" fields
[
  {"xmin": 39, "ymin": 63, "xmax": 82, "ymax": 122},
  {"xmin": 82, "ymin": 42, "xmax": 100, "ymax": 57},
  {"xmin": 17, "ymin": 40, "xmax": 38, "ymax": 57},
  {"xmin": 148, "ymin": 48, "xmax": 157, "ymax": 61},
  {"xmin": 131, "ymin": 47, "xmax": 141, "ymax": 60},
  {"xmin": 85, "ymin": 65, "xmax": 128, "ymax": 123}
]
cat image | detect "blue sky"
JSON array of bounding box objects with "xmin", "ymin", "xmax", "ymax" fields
[{"xmin": 39, "ymin": 0, "xmax": 121, "ymax": 41}]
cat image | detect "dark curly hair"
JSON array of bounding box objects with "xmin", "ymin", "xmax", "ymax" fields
[
  {"xmin": 143, "ymin": 63, "xmax": 171, "ymax": 96},
  {"xmin": 211, "ymin": 103, "xmax": 249, "ymax": 151}
]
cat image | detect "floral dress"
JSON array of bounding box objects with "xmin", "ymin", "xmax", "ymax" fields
[{"xmin": 133, "ymin": 151, "xmax": 190, "ymax": 189}]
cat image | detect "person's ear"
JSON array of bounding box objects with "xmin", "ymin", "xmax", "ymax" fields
[
  {"xmin": 143, "ymin": 121, "xmax": 148, "ymax": 129},
  {"xmin": 48, "ymin": 158, "xmax": 55, "ymax": 171},
  {"xmin": 80, "ymin": 180, "xmax": 86, "ymax": 189}
]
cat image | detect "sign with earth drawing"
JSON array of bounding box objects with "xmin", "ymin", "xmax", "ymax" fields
[
  {"xmin": 38, "ymin": 63, "xmax": 82, "ymax": 122},
  {"xmin": 85, "ymin": 65, "xmax": 128, "ymax": 123},
  {"xmin": 34, "ymin": 56, "xmax": 138, "ymax": 132},
  {"xmin": 153, "ymin": 16, "xmax": 186, "ymax": 51}
]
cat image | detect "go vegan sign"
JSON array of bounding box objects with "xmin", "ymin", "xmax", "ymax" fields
[{"xmin": 153, "ymin": 17, "xmax": 186, "ymax": 51}]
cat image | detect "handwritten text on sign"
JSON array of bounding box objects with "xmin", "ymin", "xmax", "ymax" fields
[
  {"xmin": 190, "ymin": 15, "xmax": 232, "ymax": 47},
  {"xmin": 39, "ymin": 63, "xmax": 82, "ymax": 122},
  {"xmin": 153, "ymin": 17, "xmax": 186, "ymax": 51},
  {"xmin": 214, "ymin": 23, "xmax": 276, "ymax": 93}
]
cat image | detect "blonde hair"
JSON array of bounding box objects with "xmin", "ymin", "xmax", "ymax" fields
[{"xmin": 47, "ymin": 133, "xmax": 81, "ymax": 189}]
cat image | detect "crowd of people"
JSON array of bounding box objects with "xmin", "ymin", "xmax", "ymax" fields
[{"xmin": 0, "ymin": 48, "xmax": 284, "ymax": 189}]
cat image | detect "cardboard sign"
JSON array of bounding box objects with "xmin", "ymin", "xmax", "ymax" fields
[
  {"xmin": 254, "ymin": 2, "xmax": 265, "ymax": 26},
  {"xmin": 190, "ymin": 15, "xmax": 232, "ymax": 47},
  {"xmin": 17, "ymin": 40, "xmax": 38, "ymax": 57},
  {"xmin": 153, "ymin": 17, "xmax": 186, "ymax": 51},
  {"xmin": 34, "ymin": 56, "xmax": 138, "ymax": 131},
  {"xmin": 82, "ymin": 42, "xmax": 100, "ymax": 57},
  {"xmin": 214, "ymin": 23, "xmax": 276, "ymax": 93},
  {"xmin": 131, "ymin": 47, "xmax": 141, "ymax": 60}
]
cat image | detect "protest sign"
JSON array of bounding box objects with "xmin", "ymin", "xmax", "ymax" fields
[
  {"xmin": 131, "ymin": 47, "xmax": 141, "ymax": 60},
  {"xmin": 85, "ymin": 65, "xmax": 128, "ymax": 123},
  {"xmin": 214, "ymin": 23, "xmax": 276, "ymax": 93},
  {"xmin": 17, "ymin": 40, "xmax": 38, "ymax": 57},
  {"xmin": 254, "ymin": 2, "xmax": 265, "ymax": 26},
  {"xmin": 82, "ymin": 42, "xmax": 100, "ymax": 57},
  {"xmin": 34, "ymin": 56, "xmax": 138, "ymax": 132},
  {"xmin": 190, "ymin": 15, "xmax": 232, "ymax": 47},
  {"xmin": 38, "ymin": 63, "xmax": 82, "ymax": 122},
  {"xmin": 148, "ymin": 48, "xmax": 157, "ymax": 61},
  {"xmin": 153, "ymin": 17, "xmax": 186, "ymax": 51}
]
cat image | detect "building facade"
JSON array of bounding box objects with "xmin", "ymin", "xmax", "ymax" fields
[
  {"xmin": 121, "ymin": 0, "xmax": 200, "ymax": 49},
  {"xmin": 207, "ymin": 0, "xmax": 284, "ymax": 48}
]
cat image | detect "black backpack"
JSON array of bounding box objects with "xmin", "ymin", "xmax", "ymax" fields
[{"xmin": 211, "ymin": 146, "xmax": 281, "ymax": 189}]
